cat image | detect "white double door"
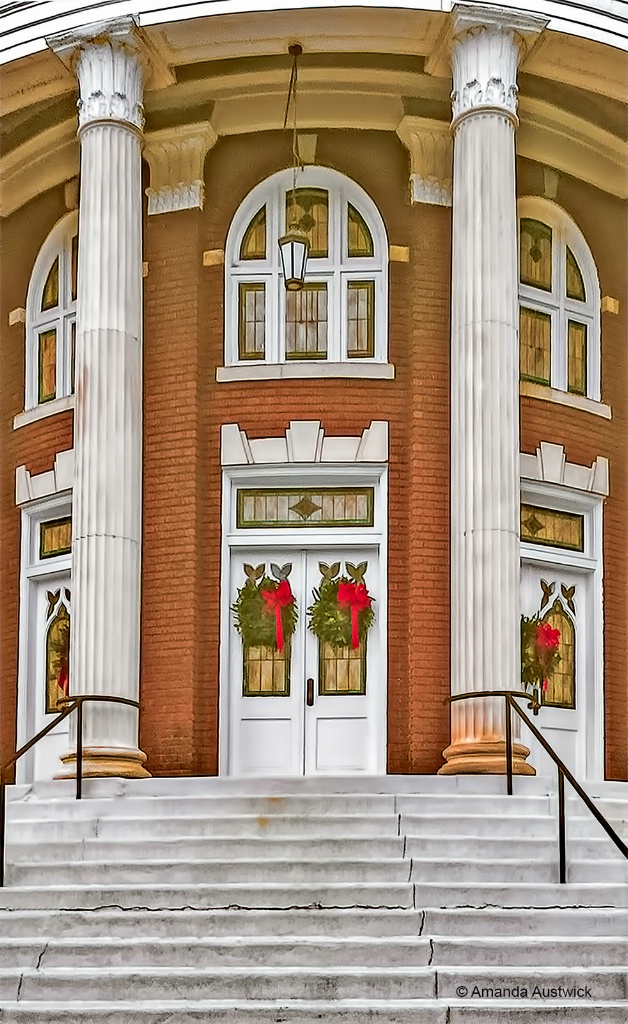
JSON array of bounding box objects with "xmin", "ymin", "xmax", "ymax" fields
[
  {"xmin": 521, "ymin": 561, "xmax": 595, "ymax": 778},
  {"xmin": 226, "ymin": 546, "xmax": 384, "ymax": 776}
]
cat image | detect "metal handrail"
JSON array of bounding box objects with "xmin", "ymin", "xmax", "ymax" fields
[
  {"xmin": 0, "ymin": 695, "xmax": 140, "ymax": 887},
  {"xmin": 448, "ymin": 689, "xmax": 628, "ymax": 883}
]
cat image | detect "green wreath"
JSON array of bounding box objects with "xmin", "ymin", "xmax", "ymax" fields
[
  {"xmin": 232, "ymin": 563, "xmax": 297, "ymax": 650},
  {"xmin": 308, "ymin": 562, "xmax": 375, "ymax": 649}
]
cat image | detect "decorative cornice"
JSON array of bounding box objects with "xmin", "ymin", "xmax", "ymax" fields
[
  {"xmin": 221, "ymin": 421, "xmax": 389, "ymax": 466},
  {"xmin": 16, "ymin": 449, "xmax": 74, "ymax": 505},
  {"xmin": 396, "ymin": 115, "xmax": 452, "ymax": 207},
  {"xmin": 520, "ymin": 442, "xmax": 609, "ymax": 496},
  {"xmin": 144, "ymin": 122, "xmax": 218, "ymax": 215},
  {"xmin": 428, "ymin": 5, "xmax": 547, "ymax": 130}
]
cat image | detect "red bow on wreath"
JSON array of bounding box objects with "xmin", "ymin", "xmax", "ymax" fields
[
  {"xmin": 337, "ymin": 581, "xmax": 372, "ymax": 649},
  {"xmin": 262, "ymin": 579, "xmax": 293, "ymax": 652}
]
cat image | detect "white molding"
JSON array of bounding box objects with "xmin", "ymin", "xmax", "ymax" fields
[
  {"xmin": 520, "ymin": 442, "xmax": 609, "ymax": 496},
  {"xmin": 144, "ymin": 121, "xmax": 218, "ymax": 214},
  {"xmin": 216, "ymin": 362, "xmax": 395, "ymax": 382},
  {"xmin": 396, "ymin": 115, "xmax": 452, "ymax": 207},
  {"xmin": 520, "ymin": 381, "xmax": 611, "ymax": 419},
  {"xmin": 14, "ymin": 394, "xmax": 75, "ymax": 430},
  {"xmin": 15, "ymin": 449, "xmax": 74, "ymax": 506},
  {"xmin": 221, "ymin": 421, "xmax": 389, "ymax": 467}
]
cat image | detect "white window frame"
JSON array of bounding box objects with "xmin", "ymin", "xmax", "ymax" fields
[
  {"xmin": 224, "ymin": 166, "xmax": 389, "ymax": 368},
  {"xmin": 518, "ymin": 197, "xmax": 601, "ymax": 402},
  {"xmin": 25, "ymin": 210, "xmax": 78, "ymax": 411}
]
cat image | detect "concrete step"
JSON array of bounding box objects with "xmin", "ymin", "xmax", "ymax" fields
[
  {"xmin": 422, "ymin": 907, "xmax": 628, "ymax": 937},
  {"xmin": 406, "ymin": 834, "xmax": 623, "ymax": 860},
  {"xmin": 395, "ymin": 794, "xmax": 551, "ymax": 815},
  {"xmin": 4, "ymin": 835, "xmax": 406, "ymax": 863},
  {"xmin": 400, "ymin": 814, "xmax": 556, "ymax": 837},
  {"xmin": 568, "ymin": 859, "xmax": 628, "ymax": 883},
  {"xmin": 0, "ymin": 965, "xmax": 436, "ymax": 1000},
  {"xmin": 410, "ymin": 858, "xmax": 556, "ymax": 883},
  {"xmin": 0, "ymin": 1001, "xmax": 626, "ymax": 1024},
  {"xmin": 411, "ymin": 882, "xmax": 628, "ymax": 908},
  {"xmin": 6, "ymin": 857, "xmax": 412, "ymax": 886},
  {"xmin": 0, "ymin": 907, "xmax": 422, "ymax": 939},
  {"xmin": 0, "ymin": 935, "xmax": 431, "ymax": 969},
  {"xmin": 435, "ymin": 967, "xmax": 627, "ymax": 1001},
  {"xmin": 430, "ymin": 937, "xmax": 628, "ymax": 967},
  {"xmin": 0, "ymin": 881, "xmax": 415, "ymax": 911}
]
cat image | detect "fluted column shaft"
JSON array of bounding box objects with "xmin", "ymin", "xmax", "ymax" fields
[
  {"xmin": 440, "ymin": 11, "xmax": 544, "ymax": 776},
  {"xmin": 59, "ymin": 25, "xmax": 149, "ymax": 777}
]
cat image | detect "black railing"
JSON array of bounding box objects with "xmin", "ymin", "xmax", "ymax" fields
[
  {"xmin": 448, "ymin": 689, "xmax": 628, "ymax": 883},
  {"xmin": 0, "ymin": 695, "xmax": 140, "ymax": 887}
]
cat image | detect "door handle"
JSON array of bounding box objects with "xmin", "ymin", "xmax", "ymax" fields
[{"xmin": 306, "ymin": 678, "xmax": 314, "ymax": 707}]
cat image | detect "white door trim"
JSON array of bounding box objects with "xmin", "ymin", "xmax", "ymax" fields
[
  {"xmin": 520, "ymin": 480, "xmax": 604, "ymax": 781},
  {"xmin": 219, "ymin": 463, "xmax": 388, "ymax": 776}
]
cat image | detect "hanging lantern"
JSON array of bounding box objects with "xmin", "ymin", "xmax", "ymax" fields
[
  {"xmin": 279, "ymin": 43, "xmax": 309, "ymax": 291},
  {"xmin": 278, "ymin": 227, "xmax": 309, "ymax": 291}
]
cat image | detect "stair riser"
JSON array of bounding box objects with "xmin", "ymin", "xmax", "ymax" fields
[
  {"xmin": 0, "ymin": 884, "xmax": 415, "ymax": 911},
  {"xmin": 436, "ymin": 970, "xmax": 627, "ymax": 1000},
  {"xmin": 0, "ymin": 938, "xmax": 432, "ymax": 969},
  {"xmin": 7, "ymin": 816, "xmax": 402, "ymax": 840},
  {"xmin": 431, "ymin": 940, "xmax": 628, "ymax": 967},
  {"xmin": 0, "ymin": 908, "xmax": 422, "ymax": 939},
  {"xmin": 423, "ymin": 908, "xmax": 628, "ymax": 937},
  {"xmin": 0, "ymin": 1005, "xmax": 450, "ymax": 1024},
  {"xmin": 401, "ymin": 817, "xmax": 556, "ymax": 838},
  {"xmin": 7, "ymin": 861, "xmax": 411, "ymax": 885},
  {"xmin": 410, "ymin": 863, "xmax": 555, "ymax": 883},
  {"xmin": 412, "ymin": 884, "xmax": 627, "ymax": 908}
]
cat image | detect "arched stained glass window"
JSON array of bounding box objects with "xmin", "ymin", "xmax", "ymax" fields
[
  {"xmin": 240, "ymin": 206, "xmax": 266, "ymax": 260},
  {"xmin": 542, "ymin": 599, "xmax": 575, "ymax": 710},
  {"xmin": 45, "ymin": 590, "xmax": 70, "ymax": 714}
]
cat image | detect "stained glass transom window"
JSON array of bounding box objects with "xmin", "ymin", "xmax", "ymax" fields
[
  {"xmin": 42, "ymin": 257, "xmax": 59, "ymax": 311},
  {"xmin": 520, "ymin": 219, "xmax": 552, "ymax": 291},
  {"xmin": 237, "ymin": 488, "xmax": 374, "ymax": 529},
  {"xmin": 40, "ymin": 517, "xmax": 72, "ymax": 559},
  {"xmin": 521, "ymin": 505, "xmax": 584, "ymax": 552},
  {"xmin": 566, "ymin": 247, "xmax": 585, "ymax": 302},
  {"xmin": 240, "ymin": 206, "xmax": 266, "ymax": 260},
  {"xmin": 348, "ymin": 204, "xmax": 374, "ymax": 257},
  {"xmin": 542, "ymin": 600, "xmax": 575, "ymax": 709},
  {"xmin": 286, "ymin": 188, "xmax": 328, "ymax": 258}
]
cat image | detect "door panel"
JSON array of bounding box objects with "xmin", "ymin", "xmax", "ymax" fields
[
  {"xmin": 227, "ymin": 546, "xmax": 382, "ymax": 776},
  {"xmin": 521, "ymin": 563, "xmax": 589, "ymax": 777}
]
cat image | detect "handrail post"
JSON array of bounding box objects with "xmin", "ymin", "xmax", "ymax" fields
[
  {"xmin": 505, "ymin": 695, "xmax": 513, "ymax": 796},
  {"xmin": 76, "ymin": 700, "xmax": 84, "ymax": 801},
  {"xmin": 0, "ymin": 772, "xmax": 5, "ymax": 888},
  {"xmin": 558, "ymin": 768, "xmax": 566, "ymax": 884}
]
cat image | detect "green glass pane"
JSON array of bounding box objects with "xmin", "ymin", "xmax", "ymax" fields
[
  {"xmin": 286, "ymin": 188, "xmax": 328, "ymax": 257},
  {"xmin": 348, "ymin": 204, "xmax": 374, "ymax": 257},
  {"xmin": 240, "ymin": 206, "xmax": 266, "ymax": 260},
  {"xmin": 519, "ymin": 306, "xmax": 551, "ymax": 385},
  {"xmin": 38, "ymin": 329, "xmax": 56, "ymax": 403},
  {"xmin": 520, "ymin": 219, "xmax": 552, "ymax": 291},
  {"xmin": 285, "ymin": 283, "xmax": 327, "ymax": 359},
  {"xmin": 566, "ymin": 247, "xmax": 586, "ymax": 301},
  {"xmin": 238, "ymin": 282, "xmax": 265, "ymax": 359},
  {"xmin": 41, "ymin": 256, "xmax": 59, "ymax": 311},
  {"xmin": 567, "ymin": 321, "xmax": 587, "ymax": 396},
  {"xmin": 347, "ymin": 281, "xmax": 374, "ymax": 358}
]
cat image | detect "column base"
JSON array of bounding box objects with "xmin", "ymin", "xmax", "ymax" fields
[
  {"xmin": 56, "ymin": 746, "xmax": 151, "ymax": 780},
  {"xmin": 437, "ymin": 740, "xmax": 536, "ymax": 776}
]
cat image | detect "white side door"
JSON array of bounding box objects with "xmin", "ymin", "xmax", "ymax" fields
[
  {"xmin": 227, "ymin": 546, "xmax": 383, "ymax": 776},
  {"xmin": 521, "ymin": 563, "xmax": 591, "ymax": 778}
]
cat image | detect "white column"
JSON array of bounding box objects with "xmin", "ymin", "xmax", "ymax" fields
[
  {"xmin": 440, "ymin": 9, "xmax": 545, "ymax": 776},
  {"xmin": 51, "ymin": 21, "xmax": 149, "ymax": 778}
]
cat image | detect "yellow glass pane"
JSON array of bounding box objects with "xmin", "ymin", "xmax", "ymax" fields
[
  {"xmin": 244, "ymin": 644, "xmax": 290, "ymax": 696},
  {"xmin": 319, "ymin": 641, "xmax": 365, "ymax": 695},
  {"xmin": 520, "ymin": 306, "xmax": 551, "ymax": 385},
  {"xmin": 347, "ymin": 281, "xmax": 374, "ymax": 358},
  {"xmin": 521, "ymin": 505, "xmax": 584, "ymax": 551},
  {"xmin": 285, "ymin": 283, "xmax": 327, "ymax": 359},
  {"xmin": 237, "ymin": 488, "xmax": 374, "ymax": 528},
  {"xmin": 71, "ymin": 235, "xmax": 78, "ymax": 301},
  {"xmin": 568, "ymin": 321, "xmax": 587, "ymax": 396},
  {"xmin": 46, "ymin": 602, "xmax": 70, "ymax": 713},
  {"xmin": 286, "ymin": 188, "xmax": 328, "ymax": 257},
  {"xmin": 542, "ymin": 601, "xmax": 575, "ymax": 709},
  {"xmin": 40, "ymin": 516, "xmax": 72, "ymax": 559},
  {"xmin": 41, "ymin": 256, "xmax": 59, "ymax": 311},
  {"xmin": 520, "ymin": 219, "xmax": 552, "ymax": 291},
  {"xmin": 38, "ymin": 329, "xmax": 56, "ymax": 403},
  {"xmin": 240, "ymin": 207, "xmax": 266, "ymax": 260},
  {"xmin": 238, "ymin": 283, "xmax": 265, "ymax": 359},
  {"xmin": 566, "ymin": 247, "xmax": 585, "ymax": 302},
  {"xmin": 348, "ymin": 204, "xmax": 374, "ymax": 257}
]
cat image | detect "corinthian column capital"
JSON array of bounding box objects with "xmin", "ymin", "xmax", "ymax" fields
[{"xmin": 449, "ymin": 5, "xmax": 547, "ymax": 128}]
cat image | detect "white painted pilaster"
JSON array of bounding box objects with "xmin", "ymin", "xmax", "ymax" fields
[
  {"xmin": 49, "ymin": 18, "xmax": 149, "ymax": 778},
  {"xmin": 441, "ymin": 7, "xmax": 546, "ymax": 776}
]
